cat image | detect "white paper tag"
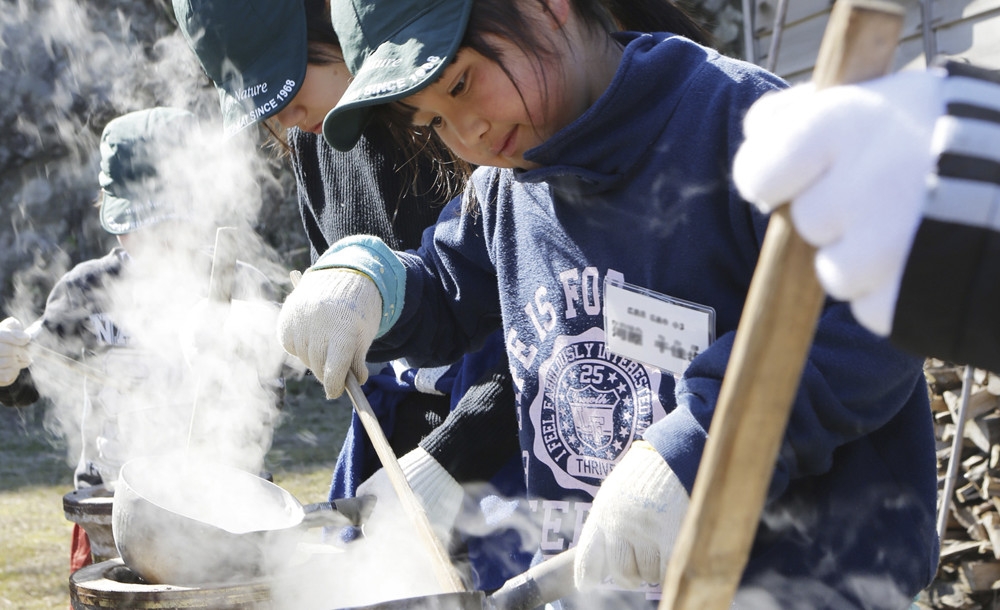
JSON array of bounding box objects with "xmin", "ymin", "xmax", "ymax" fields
[{"xmin": 604, "ymin": 279, "xmax": 715, "ymax": 377}]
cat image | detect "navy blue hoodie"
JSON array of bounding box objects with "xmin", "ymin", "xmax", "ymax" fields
[{"xmin": 318, "ymin": 32, "xmax": 938, "ymax": 607}]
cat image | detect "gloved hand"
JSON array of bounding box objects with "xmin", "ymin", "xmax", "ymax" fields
[
  {"xmin": 357, "ymin": 446, "xmax": 464, "ymax": 547},
  {"xmin": 276, "ymin": 268, "xmax": 382, "ymax": 398},
  {"xmin": 733, "ymin": 70, "xmax": 945, "ymax": 335},
  {"xmin": 575, "ymin": 440, "xmax": 689, "ymax": 589},
  {"xmin": 0, "ymin": 317, "xmax": 32, "ymax": 386}
]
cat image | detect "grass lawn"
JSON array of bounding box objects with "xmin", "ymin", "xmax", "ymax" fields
[{"xmin": 0, "ymin": 375, "xmax": 349, "ymax": 609}]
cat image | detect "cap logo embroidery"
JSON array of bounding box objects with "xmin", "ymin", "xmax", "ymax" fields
[
  {"xmin": 358, "ymin": 57, "xmax": 404, "ymax": 73},
  {"xmin": 227, "ymin": 79, "xmax": 298, "ymax": 135},
  {"xmin": 234, "ymin": 82, "xmax": 268, "ymax": 101},
  {"xmin": 348, "ymin": 55, "xmax": 444, "ymax": 103}
]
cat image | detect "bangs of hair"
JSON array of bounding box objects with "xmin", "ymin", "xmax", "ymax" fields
[{"xmin": 369, "ymin": 0, "xmax": 713, "ymax": 212}]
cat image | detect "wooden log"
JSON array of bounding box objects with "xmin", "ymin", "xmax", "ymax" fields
[
  {"xmin": 958, "ymin": 559, "xmax": 1000, "ymax": 592},
  {"xmin": 981, "ymin": 511, "xmax": 1000, "ymax": 560}
]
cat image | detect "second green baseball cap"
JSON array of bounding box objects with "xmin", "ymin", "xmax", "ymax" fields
[
  {"xmin": 322, "ymin": 0, "xmax": 473, "ymax": 152},
  {"xmin": 98, "ymin": 108, "xmax": 200, "ymax": 235}
]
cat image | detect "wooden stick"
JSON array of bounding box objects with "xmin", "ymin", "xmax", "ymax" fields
[
  {"xmin": 27, "ymin": 342, "xmax": 133, "ymax": 392},
  {"xmin": 344, "ymin": 372, "xmax": 467, "ymax": 593},
  {"xmin": 186, "ymin": 227, "xmax": 239, "ymax": 448},
  {"xmin": 207, "ymin": 227, "xmax": 239, "ymax": 304},
  {"xmin": 658, "ymin": 2, "xmax": 904, "ymax": 608},
  {"xmin": 289, "ymin": 267, "xmax": 461, "ymax": 592}
]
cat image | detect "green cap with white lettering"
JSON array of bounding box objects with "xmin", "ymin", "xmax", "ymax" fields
[
  {"xmin": 322, "ymin": 0, "xmax": 473, "ymax": 152},
  {"xmin": 172, "ymin": 0, "xmax": 307, "ymax": 136}
]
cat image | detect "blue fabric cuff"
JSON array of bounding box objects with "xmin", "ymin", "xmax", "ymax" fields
[
  {"xmin": 311, "ymin": 235, "xmax": 406, "ymax": 337},
  {"xmin": 640, "ymin": 407, "xmax": 707, "ymax": 494}
]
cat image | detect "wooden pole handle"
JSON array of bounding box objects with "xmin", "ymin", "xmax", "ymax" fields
[
  {"xmin": 286, "ymin": 270, "xmax": 463, "ymax": 592},
  {"xmin": 344, "ymin": 372, "xmax": 467, "ymax": 594},
  {"xmin": 658, "ymin": 2, "xmax": 904, "ymax": 608},
  {"xmin": 208, "ymin": 227, "xmax": 239, "ymax": 303}
]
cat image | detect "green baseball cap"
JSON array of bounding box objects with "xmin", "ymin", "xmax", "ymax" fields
[
  {"xmin": 98, "ymin": 108, "xmax": 199, "ymax": 235},
  {"xmin": 172, "ymin": 0, "xmax": 308, "ymax": 136},
  {"xmin": 322, "ymin": 0, "xmax": 473, "ymax": 152}
]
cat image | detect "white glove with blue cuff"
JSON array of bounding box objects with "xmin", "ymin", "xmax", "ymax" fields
[{"xmin": 277, "ymin": 268, "xmax": 382, "ymax": 398}]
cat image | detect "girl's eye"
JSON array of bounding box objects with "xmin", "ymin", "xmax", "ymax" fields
[
  {"xmin": 429, "ymin": 116, "xmax": 443, "ymax": 129},
  {"xmin": 449, "ymin": 74, "xmax": 466, "ymax": 97}
]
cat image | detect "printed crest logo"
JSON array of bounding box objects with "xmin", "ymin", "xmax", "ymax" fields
[
  {"xmin": 531, "ymin": 328, "xmax": 662, "ymax": 495},
  {"xmin": 565, "ymin": 384, "xmax": 621, "ymax": 453}
]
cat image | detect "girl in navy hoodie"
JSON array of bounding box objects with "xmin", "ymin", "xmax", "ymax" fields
[{"xmin": 277, "ymin": 0, "xmax": 939, "ymax": 606}]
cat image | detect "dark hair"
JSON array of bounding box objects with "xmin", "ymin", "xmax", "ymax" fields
[
  {"xmin": 590, "ymin": 0, "xmax": 713, "ymax": 43},
  {"xmin": 402, "ymin": 0, "xmax": 713, "ymax": 185},
  {"xmin": 464, "ymin": 0, "xmax": 712, "ymax": 114},
  {"xmin": 261, "ymin": 0, "xmax": 342, "ymax": 149},
  {"xmin": 462, "ymin": 0, "xmax": 712, "ymax": 87},
  {"xmin": 262, "ymin": 0, "xmax": 469, "ymax": 202}
]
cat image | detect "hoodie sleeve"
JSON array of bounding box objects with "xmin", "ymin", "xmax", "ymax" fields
[
  {"xmin": 643, "ymin": 299, "xmax": 926, "ymax": 500},
  {"xmin": 367, "ymin": 183, "xmax": 506, "ymax": 368}
]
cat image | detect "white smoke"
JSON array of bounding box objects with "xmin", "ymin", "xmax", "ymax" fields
[{"xmin": 0, "ymin": 0, "xmax": 303, "ymax": 587}]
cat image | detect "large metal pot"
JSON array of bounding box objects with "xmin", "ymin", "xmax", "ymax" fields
[
  {"xmin": 332, "ymin": 548, "xmax": 578, "ymax": 610},
  {"xmin": 113, "ymin": 452, "xmax": 370, "ymax": 586}
]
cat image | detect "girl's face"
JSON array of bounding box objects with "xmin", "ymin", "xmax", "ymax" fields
[
  {"xmin": 274, "ymin": 60, "xmax": 352, "ymax": 134},
  {"xmin": 407, "ymin": 42, "xmax": 572, "ymax": 170}
]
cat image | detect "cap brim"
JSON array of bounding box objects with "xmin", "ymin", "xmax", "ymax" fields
[
  {"xmin": 322, "ymin": 0, "xmax": 472, "ymax": 152},
  {"xmin": 100, "ymin": 192, "xmax": 189, "ymax": 235},
  {"xmin": 216, "ymin": 12, "xmax": 308, "ymax": 137},
  {"xmin": 100, "ymin": 192, "xmax": 138, "ymax": 235}
]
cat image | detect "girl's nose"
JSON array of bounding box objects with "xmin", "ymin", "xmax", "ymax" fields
[
  {"xmin": 453, "ymin": 111, "xmax": 488, "ymax": 148},
  {"xmin": 274, "ymin": 104, "xmax": 305, "ymax": 130}
]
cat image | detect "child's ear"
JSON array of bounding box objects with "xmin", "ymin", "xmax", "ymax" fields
[{"xmin": 541, "ymin": 0, "xmax": 571, "ymax": 29}]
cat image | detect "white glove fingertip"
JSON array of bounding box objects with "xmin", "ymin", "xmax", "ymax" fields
[
  {"xmin": 322, "ymin": 341, "xmax": 352, "ymax": 398},
  {"xmin": 609, "ymin": 540, "xmax": 643, "ymax": 589},
  {"xmin": 788, "ymin": 167, "xmax": 860, "ymax": 248},
  {"xmin": 735, "ymin": 87, "xmax": 836, "ymax": 212},
  {"xmin": 352, "ymin": 353, "xmax": 370, "ymax": 386},
  {"xmin": 322, "ymin": 373, "xmax": 346, "ymax": 399},
  {"xmin": 0, "ymin": 320, "xmax": 31, "ymax": 345},
  {"xmin": 849, "ymin": 281, "xmax": 898, "ymax": 337},
  {"xmin": 815, "ymin": 212, "xmax": 911, "ymax": 301},
  {"xmin": 741, "ymin": 84, "xmax": 816, "ymax": 139},
  {"xmin": 574, "ymin": 527, "xmax": 608, "ymax": 590},
  {"xmin": 635, "ymin": 544, "xmax": 663, "ymax": 586},
  {"xmin": 0, "ymin": 317, "xmax": 24, "ymax": 331}
]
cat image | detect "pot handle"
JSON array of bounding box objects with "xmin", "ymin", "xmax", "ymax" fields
[
  {"xmin": 485, "ymin": 547, "xmax": 576, "ymax": 610},
  {"xmin": 301, "ymin": 494, "xmax": 376, "ymax": 529},
  {"xmin": 331, "ymin": 494, "xmax": 377, "ymax": 526}
]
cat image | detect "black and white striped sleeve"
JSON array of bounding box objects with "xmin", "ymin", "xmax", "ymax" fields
[{"xmin": 891, "ymin": 60, "xmax": 1000, "ymax": 371}]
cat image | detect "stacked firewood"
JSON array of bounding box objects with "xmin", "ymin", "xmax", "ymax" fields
[{"xmin": 920, "ymin": 360, "xmax": 1000, "ymax": 609}]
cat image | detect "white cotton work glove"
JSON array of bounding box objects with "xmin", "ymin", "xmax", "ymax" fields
[
  {"xmin": 277, "ymin": 268, "xmax": 382, "ymax": 398},
  {"xmin": 575, "ymin": 440, "xmax": 689, "ymax": 590},
  {"xmin": 733, "ymin": 70, "xmax": 945, "ymax": 335},
  {"xmin": 357, "ymin": 447, "xmax": 464, "ymax": 546},
  {"xmin": 0, "ymin": 317, "xmax": 32, "ymax": 386}
]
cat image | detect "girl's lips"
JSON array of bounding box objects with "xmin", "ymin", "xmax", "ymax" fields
[
  {"xmin": 309, "ymin": 122, "xmax": 324, "ymax": 134},
  {"xmin": 493, "ymin": 127, "xmax": 517, "ymax": 157}
]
